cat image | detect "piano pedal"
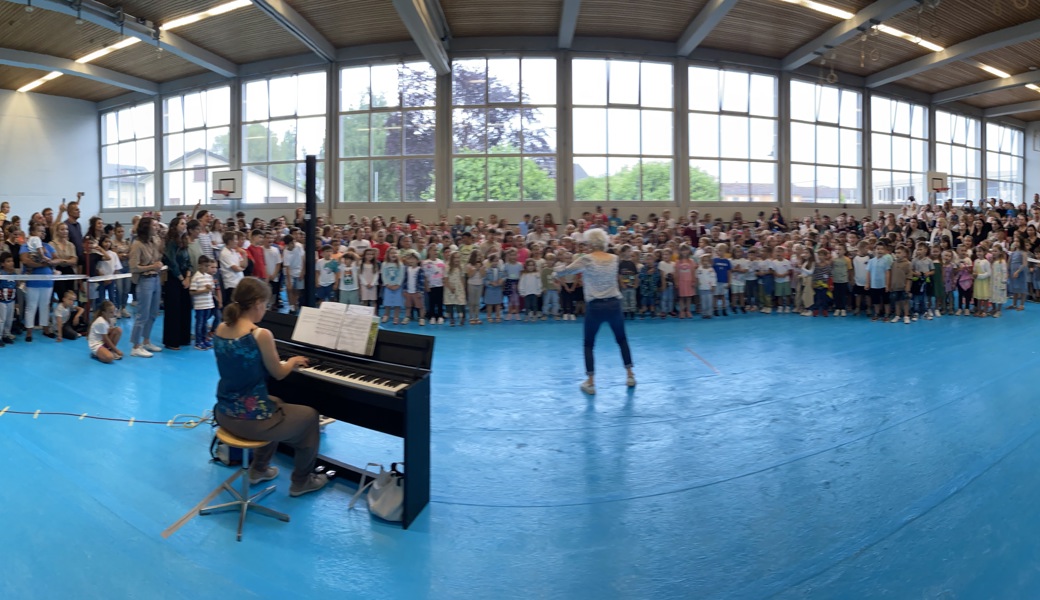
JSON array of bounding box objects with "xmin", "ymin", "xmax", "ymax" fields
[
  {"xmin": 319, "ymin": 416, "xmax": 337, "ymax": 431},
  {"xmin": 314, "ymin": 465, "xmax": 336, "ymax": 479}
]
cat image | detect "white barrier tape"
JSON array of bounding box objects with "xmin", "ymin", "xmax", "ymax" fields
[{"xmin": 0, "ymin": 268, "xmax": 165, "ymax": 283}]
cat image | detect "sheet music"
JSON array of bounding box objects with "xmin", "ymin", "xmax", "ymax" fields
[
  {"xmin": 290, "ymin": 303, "xmax": 379, "ymax": 355},
  {"xmin": 336, "ymin": 304, "xmax": 380, "ymax": 356}
]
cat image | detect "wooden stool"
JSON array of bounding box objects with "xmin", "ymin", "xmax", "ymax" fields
[{"xmin": 200, "ymin": 428, "xmax": 289, "ymax": 541}]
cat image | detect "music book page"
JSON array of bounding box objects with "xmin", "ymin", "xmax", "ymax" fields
[
  {"xmin": 290, "ymin": 307, "xmax": 323, "ymax": 346},
  {"xmin": 291, "ymin": 303, "xmax": 380, "ymax": 355},
  {"xmin": 336, "ymin": 304, "xmax": 379, "ymax": 356}
]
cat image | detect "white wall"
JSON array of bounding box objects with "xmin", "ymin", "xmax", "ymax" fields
[
  {"xmin": 1026, "ymin": 122, "xmax": 1040, "ymax": 202},
  {"xmin": 0, "ymin": 90, "xmax": 99, "ymax": 222}
]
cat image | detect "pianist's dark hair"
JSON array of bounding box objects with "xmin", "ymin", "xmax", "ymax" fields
[{"xmin": 223, "ymin": 276, "xmax": 271, "ymax": 325}]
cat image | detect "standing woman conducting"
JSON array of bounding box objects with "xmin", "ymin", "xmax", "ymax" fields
[
  {"xmin": 129, "ymin": 217, "xmax": 164, "ymax": 358},
  {"xmin": 556, "ymin": 228, "xmax": 635, "ymax": 395}
]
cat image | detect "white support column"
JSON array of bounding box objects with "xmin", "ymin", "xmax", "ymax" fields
[
  {"xmin": 435, "ymin": 70, "xmax": 453, "ymax": 214},
  {"xmin": 557, "ymin": 53, "xmax": 573, "ymax": 223},
  {"xmin": 777, "ymin": 72, "xmax": 791, "ymax": 218},
  {"xmin": 927, "ymin": 101, "xmax": 937, "ymax": 206},
  {"xmin": 674, "ymin": 59, "xmax": 690, "ymax": 216},
  {"xmin": 862, "ymin": 88, "xmax": 872, "ymax": 215},
  {"xmin": 153, "ymin": 99, "xmax": 164, "ymax": 210},
  {"xmin": 326, "ymin": 64, "xmax": 339, "ymax": 219}
]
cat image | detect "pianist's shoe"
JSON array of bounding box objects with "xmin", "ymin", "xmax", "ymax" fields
[
  {"xmin": 249, "ymin": 466, "xmax": 279, "ymax": 485},
  {"xmin": 289, "ymin": 473, "xmax": 329, "ymax": 497}
]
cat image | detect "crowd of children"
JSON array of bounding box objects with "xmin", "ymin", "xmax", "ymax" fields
[{"xmin": 2, "ymin": 197, "xmax": 1039, "ymax": 364}]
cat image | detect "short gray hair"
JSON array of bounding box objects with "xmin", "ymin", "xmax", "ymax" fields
[{"xmin": 584, "ymin": 228, "xmax": 609, "ymax": 251}]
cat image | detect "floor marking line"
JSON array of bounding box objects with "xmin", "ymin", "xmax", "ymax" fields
[
  {"xmin": 685, "ymin": 346, "xmax": 721, "ymax": 374},
  {"xmin": 161, "ymin": 471, "xmax": 240, "ymax": 539}
]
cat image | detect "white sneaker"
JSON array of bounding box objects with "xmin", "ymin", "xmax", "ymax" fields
[
  {"xmin": 402, "ymin": 317, "xmax": 410, "ymax": 325},
  {"xmin": 925, "ymin": 313, "xmax": 933, "ymax": 320},
  {"xmin": 131, "ymin": 346, "xmax": 153, "ymax": 358},
  {"xmin": 801, "ymin": 310, "xmax": 812, "ymax": 316},
  {"xmin": 144, "ymin": 343, "xmax": 163, "ymax": 353},
  {"xmin": 889, "ymin": 316, "xmax": 900, "ymax": 323},
  {"xmin": 934, "ymin": 310, "xmax": 942, "ymax": 318},
  {"xmin": 840, "ymin": 309, "xmax": 847, "ymax": 317},
  {"xmin": 911, "ymin": 315, "xmax": 918, "ymax": 321},
  {"xmin": 419, "ymin": 318, "xmax": 426, "ymax": 326},
  {"xmin": 903, "ymin": 316, "xmax": 910, "ymax": 324},
  {"xmin": 580, "ymin": 381, "xmax": 596, "ymax": 395}
]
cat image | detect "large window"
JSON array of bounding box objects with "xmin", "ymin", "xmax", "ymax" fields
[
  {"xmin": 871, "ymin": 96, "xmax": 927, "ymax": 205},
  {"xmin": 340, "ymin": 62, "xmax": 436, "ymax": 203},
  {"xmin": 572, "ymin": 59, "xmax": 673, "ymax": 202},
  {"xmin": 242, "ymin": 72, "xmax": 327, "ymax": 204},
  {"xmin": 985, "ymin": 122, "xmax": 1024, "ymax": 204},
  {"xmin": 935, "ymin": 111, "xmax": 981, "ymax": 202},
  {"xmin": 789, "ymin": 80, "xmax": 861, "ymax": 204},
  {"xmin": 451, "ymin": 57, "xmax": 557, "ymax": 202},
  {"xmin": 688, "ymin": 67, "xmax": 776, "ymax": 202},
  {"xmin": 163, "ymin": 86, "xmax": 230, "ymax": 207},
  {"xmin": 101, "ymin": 103, "xmax": 155, "ymax": 209}
]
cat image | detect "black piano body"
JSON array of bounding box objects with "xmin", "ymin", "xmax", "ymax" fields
[{"xmin": 260, "ymin": 311, "xmax": 434, "ymax": 529}]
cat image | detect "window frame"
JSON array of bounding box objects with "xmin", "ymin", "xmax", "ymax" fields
[
  {"xmin": 240, "ymin": 70, "xmax": 329, "ymax": 206},
  {"xmin": 788, "ymin": 78, "xmax": 863, "ymax": 205},
  {"xmin": 984, "ymin": 121, "xmax": 1025, "ymax": 205},
  {"xmin": 449, "ymin": 55, "xmax": 560, "ymax": 204},
  {"xmin": 935, "ymin": 110, "xmax": 982, "ymax": 204},
  {"xmin": 687, "ymin": 65, "xmax": 778, "ymax": 204},
  {"xmin": 161, "ymin": 85, "xmax": 232, "ymax": 209},
  {"xmin": 870, "ymin": 95, "xmax": 928, "ymax": 206},
  {"xmin": 338, "ymin": 60, "xmax": 438, "ymax": 204},
  {"xmin": 571, "ymin": 57, "xmax": 676, "ymax": 203},
  {"xmin": 100, "ymin": 102, "xmax": 157, "ymax": 211}
]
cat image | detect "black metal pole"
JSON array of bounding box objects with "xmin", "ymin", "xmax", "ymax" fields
[{"xmin": 303, "ymin": 155, "xmax": 317, "ymax": 309}]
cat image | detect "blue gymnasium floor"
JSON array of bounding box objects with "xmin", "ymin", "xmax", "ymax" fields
[{"xmin": 2, "ymin": 309, "xmax": 1040, "ymax": 600}]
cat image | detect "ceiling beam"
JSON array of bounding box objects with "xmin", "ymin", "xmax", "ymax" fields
[
  {"xmin": 866, "ymin": 18, "xmax": 1040, "ymax": 88},
  {"xmin": 984, "ymin": 100, "xmax": 1040, "ymax": 118},
  {"xmin": 933, "ymin": 70, "xmax": 1040, "ymax": 104},
  {"xmin": 4, "ymin": 0, "xmax": 238, "ymax": 78},
  {"xmin": 676, "ymin": 0, "xmax": 739, "ymax": 56},
  {"xmin": 781, "ymin": 0, "xmax": 921, "ymax": 71},
  {"xmin": 391, "ymin": 0, "xmax": 450, "ymax": 75},
  {"xmin": 558, "ymin": 0, "xmax": 581, "ymax": 49},
  {"xmin": 251, "ymin": 0, "xmax": 336, "ymax": 63},
  {"xmin": 0, "ymin": 47, "xmax": 158, "ymax": 94}
]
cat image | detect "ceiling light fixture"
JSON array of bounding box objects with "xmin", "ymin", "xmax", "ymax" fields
[
  {"xmin": 778, "ymin": 0, "xmax": 854, "ymax": 19},
  {"xmin": 160, "ymin": 0, "xmax": 252, "ymax": 31},
  {"xmin": 17, "ymin": 71, "xmax": 62, "ymax": 92},
  {"xmin": 74, "ymin": 37, "xmax": 140, "ymax": 64}
]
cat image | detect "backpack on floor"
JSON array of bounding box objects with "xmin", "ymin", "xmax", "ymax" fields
[{"xmin": 209, "ymin": 433, "xmax": 243, "ymax": 466}]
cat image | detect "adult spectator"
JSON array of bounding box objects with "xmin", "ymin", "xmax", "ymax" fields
[
  {"xmin": 19, "ymin": 222, "xmax": 56, "ymax": 342},
  {"xmin": 162, "ymin": 217, "xmax": 192, "ymax": 351},
  {"xmin": 128, "ymin": 217, "xmax": 164, "ymax": 358}
]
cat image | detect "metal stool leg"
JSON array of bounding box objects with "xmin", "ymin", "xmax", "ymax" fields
[{"xmin": 200, "ymin": 447, "xmax": 290, "ymax": 541}]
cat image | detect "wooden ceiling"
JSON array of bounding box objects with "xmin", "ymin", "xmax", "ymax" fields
[{"xmin": 0, "ymin": 0, "xmax": 1038, "ymax": 120}]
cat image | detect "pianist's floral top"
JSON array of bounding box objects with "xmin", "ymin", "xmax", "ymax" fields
[{"xmin": 214, "ymin": 330, "xmax": 276, "ymax": 420}]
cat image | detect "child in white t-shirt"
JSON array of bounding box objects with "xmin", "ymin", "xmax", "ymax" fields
[
  {"xmin": 316, "ymin": 245, "xmax": 340, "ymax": 305},
  {"xmin": 190, "ymin": 256, "xmax": 218, "ymax": 350},
  {"xmin": 729, "ymin": 246, "xmax": 749, "ymax": 313},
  {"xmin": 338, "ymin": 252, "xmax": 360, "ymax": 306},
  {"xmin": 696, "ymin": 255, "xmax": 717, "ymax": 319},
  {"xmin": 282, "ymin": 233, "xmax": 304, "ymax": 312},
  {"xmin": 771, "ymin": 247, "xmax": 793, "ymax": 313},
  {"xmin": 88, "ymin": 301, "xmax": 122, "ymax": 363}
]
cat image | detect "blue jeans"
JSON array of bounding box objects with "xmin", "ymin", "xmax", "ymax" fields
[
  {"xmin": 621, "ymin": 287, "xmax": 637, "ymax": 313},
  {"xmin": 584, "ymin": 297, "xmax": 633, "ymax": 376},
  {"xmin": 542, "ymin": 290, "xmax": 559, "ymax": 316},
  {"xmin": 911, "ymin": 293, "xmax": 928, "ymax": 315},
  {"xmin": 660, "ymin": 284, "xmax": 675, "ymax": 314},
  {"xmin": 195, "ymin": 308, "xmax": 212, "ymax": 345},
  {"xmin": 131, "ymin": 275, "xmax": 161, "ymax": 346}
]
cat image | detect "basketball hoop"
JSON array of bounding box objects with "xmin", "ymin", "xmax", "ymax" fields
[
  {"xmin": 211, "ymin": 190, "xmax": 232, "ymax": 201},
  {"xmin": 935, "ymin": 187, "xmax": 950, "ymax": 195}
]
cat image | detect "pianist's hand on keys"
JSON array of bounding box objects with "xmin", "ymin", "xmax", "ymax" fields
[{"xmin": 283, "ymin": 356, "xmax": 310, "ymax": 369}]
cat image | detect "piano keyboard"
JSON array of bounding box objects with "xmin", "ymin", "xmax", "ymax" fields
[{"xmin": 296, "ymin": 363, "xmax": 409, "ymax": 396}]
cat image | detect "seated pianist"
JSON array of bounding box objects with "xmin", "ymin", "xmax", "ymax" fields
[{"xmin": 212, "ymin": 276, "xmax": 328, "ymax": 497}]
